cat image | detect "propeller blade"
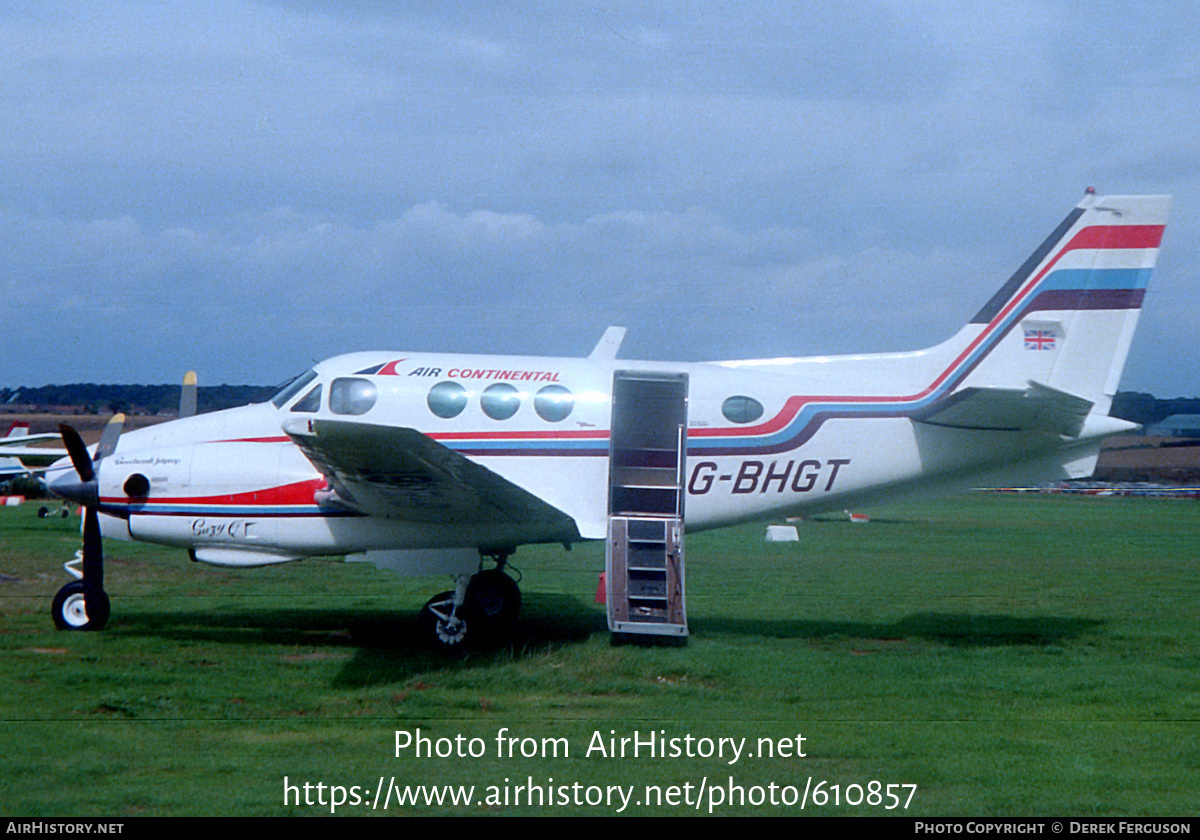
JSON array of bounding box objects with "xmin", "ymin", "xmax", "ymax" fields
[
  {"xmin": 179, "ymin": 371, "xmax": 198, "ymax": 418},
  {"xmin": 58, "ymin": 423, "xmax": 94, "ymax": 482},
  {"xmin": 95, "ymin": 413, "xmax": 125, "ymax": 461}
]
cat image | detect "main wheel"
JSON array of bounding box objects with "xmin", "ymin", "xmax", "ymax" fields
[
  {"xmin": 51, "ymin": 580, "xmax": 110, "ymax": 631},
  {"xmin": 466, "ymin": 569, "xmax": 521, "ymax": 633},
  {"xmin": 419, "ymin": 591, "xmax": 473, "ymax": 649}
]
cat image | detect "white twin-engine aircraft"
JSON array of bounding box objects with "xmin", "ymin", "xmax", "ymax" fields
[{"xmin": 42, "ymin": 191, "xmax": 1170, "ymax": 647}]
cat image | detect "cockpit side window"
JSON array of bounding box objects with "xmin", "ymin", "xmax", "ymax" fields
[
  {"xmin": 291, "ymin": 384, "xmax": 322, "ymax": 413},
  {"xmin": 271, "ymin": 370, "xmax": 318, "ymax": 408}
]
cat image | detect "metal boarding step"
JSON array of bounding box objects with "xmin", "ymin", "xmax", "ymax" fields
[
  {"xmin": 606, "ymin": 371, "xmax": 688, "ymax": 641},
  {"xmin": 606, "ymin": 514, "xmax": 686, "ymax": 638}
]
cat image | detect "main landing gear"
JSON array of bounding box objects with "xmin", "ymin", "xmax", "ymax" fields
[{"xmin": 419, "ymin": 551, "xmax": 522, "ymax": 650}]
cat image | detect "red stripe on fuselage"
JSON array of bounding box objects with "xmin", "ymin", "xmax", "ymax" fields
[
  {"xmin": 428, "ymin": 428, "xmax": 610, "ymax": 441},
  {"xmin": 215, "ymin": 436, "xmax": 292, "ymax": 443},
  {"xmin": 101, "ymin": 477, "xmax": 324, "ymax": 507}
]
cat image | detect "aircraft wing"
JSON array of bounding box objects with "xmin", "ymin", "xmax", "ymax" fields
[
  {"xmin": 0, "ymin": 435, "xmax": 68, "ymax": 469},
  {"xmin": 282, "ymin": 418, "xmax": 580, "ymax": 537},
  {"xmin": 911, "ymin": 381, "xmax": 1094, "ymax": 438}
]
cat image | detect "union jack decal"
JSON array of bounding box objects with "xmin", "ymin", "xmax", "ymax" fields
[{"xmin": 1024, "ymin": 329, "xmax": 1056, "ymax": 350}]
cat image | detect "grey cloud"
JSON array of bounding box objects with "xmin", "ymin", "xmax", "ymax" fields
[{"xmin": 2, "ymin": 2, "xmax": 1198, "ymax": 396}]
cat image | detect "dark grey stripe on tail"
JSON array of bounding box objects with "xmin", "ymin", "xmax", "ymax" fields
[{"xmin": 970, "ymin": 207, "xmax": 1085, "ymax": 324}]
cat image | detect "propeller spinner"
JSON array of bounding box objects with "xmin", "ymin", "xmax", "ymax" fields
[{"xmin": 48, "ymin": 414, "xmax": 124, "ymax": 631}]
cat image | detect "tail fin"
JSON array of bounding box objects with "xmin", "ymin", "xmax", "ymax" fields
[{"xmin": 950, "ymin": 192, "xmax": 1170, "ymax": 416}]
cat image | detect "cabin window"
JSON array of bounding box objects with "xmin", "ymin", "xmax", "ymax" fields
[
  {"xmin": 271, "ymin": 369, "xmax": 317, "ymax": 408},
  {"xmin": 481, "ymin": 383, "xmax": 521, "ymax": 420},
  {"xmin": 721, "ymin": 395, "xmax": 764, "ymax": 424},
  {"xmin": 291, "ymin": 385, "xmax": 322, "ymax": 413},
  {"xmin": 427, "ymin": 381, "xmax": 468, "ymax": 418},
  {"xmin": 329, "ymin": 378, "xmax": 377, "ymax": 415},
  {"xmin": 534, "ymin": 385, "xmax": 574, "ymax": 422}
]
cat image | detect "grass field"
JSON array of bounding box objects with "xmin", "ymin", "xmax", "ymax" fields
[{"xmin": 1, "ymin": 494, "xmax": 1198, "ymax": 816}]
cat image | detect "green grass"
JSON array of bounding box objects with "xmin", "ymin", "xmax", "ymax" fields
[{"xmin": 1, "ymin": 495, "xmax": 1198, "ymax": 816}]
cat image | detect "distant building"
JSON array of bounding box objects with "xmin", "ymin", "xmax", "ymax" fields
[{"xmin": 1147, "ymin": 414, "xmax": 1200, "ymax": 438}]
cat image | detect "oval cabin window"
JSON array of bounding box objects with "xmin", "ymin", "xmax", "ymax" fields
[
  {"xmin": 427, "ymin": 381, "xmax": 468, "ymax": 419},
  {"xmin": 481, "ymin": 383, "xmax": 521, "ymax": 420},
  {"xmin": 534, "ymin": 385, "xmax": 574, "ymax": 422},
  {"xmin": 721, "ymin": 395, "xmax": 764, "ymax": 424}
]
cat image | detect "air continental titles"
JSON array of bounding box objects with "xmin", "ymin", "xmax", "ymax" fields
[
  {"xmin": 395, "ymin": 728, "xmax": 807, "ymax": 766},
  {"xmin": 407, "ymin": 367, "xmax": 562, "ymax": 381}
]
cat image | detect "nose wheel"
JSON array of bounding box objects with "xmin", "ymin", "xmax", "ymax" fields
[{"xmin": 51, "ymin": 580, "xmax": 110, "ymax": 631}]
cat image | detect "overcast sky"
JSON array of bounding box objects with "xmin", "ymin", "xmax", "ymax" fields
[{"xmin": 3, "ymin": 1, "xmax": 1198, "ymax": 395}]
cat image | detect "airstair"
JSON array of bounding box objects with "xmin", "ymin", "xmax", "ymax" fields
[{"xmin": 605, "ymin": 372, "xmax": 688, "ymax": 640}]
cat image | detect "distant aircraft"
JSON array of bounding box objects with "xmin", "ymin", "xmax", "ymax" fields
[
  {"xmin": 42, "ymin": 192, "xmax": 1170, "ymax": 646},
  {"xmin": 0, "ymin": 372, "xmax": 199, "ymax": 478},
  {"xmin": 0, "ymin": 422, "xmax": 64, "ymax": 478},
  {"xmin": 0, "ymin": 422, "xmax": 33, "ymax": 480}
]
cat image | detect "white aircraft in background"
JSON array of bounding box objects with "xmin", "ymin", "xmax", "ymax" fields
[
  {"xmin": 0, "ymin": 422, "xmax": 65, "ymax": 479},
  {"xmin": 0, "ymin": 374, "xmax": 198, "ymax": 477},
  {"xmin": 0, "ymin": 423, "xmax": 35, "ymax": 480},
  {"xmin": 41, "ymin": 191, "xmax": 1170, "ymax": 647}
]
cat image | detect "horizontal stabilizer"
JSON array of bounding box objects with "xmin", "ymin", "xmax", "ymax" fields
[{"xmin": 912, "ymin": 381, "xmax": 1094, "ymax": 438}]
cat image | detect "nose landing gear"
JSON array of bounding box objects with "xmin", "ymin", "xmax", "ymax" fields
[
  {"xmin": 48, "ymin": 419, "xmax": 123, "ymax": 632},
  {"xmin": 51, "ymin": 579, "xmax": 110, "ymax": 631}
]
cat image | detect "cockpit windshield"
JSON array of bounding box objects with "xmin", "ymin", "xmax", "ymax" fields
[{"xmin": 270, "ymin": 369, "xmax": 318, "ymax": 408}]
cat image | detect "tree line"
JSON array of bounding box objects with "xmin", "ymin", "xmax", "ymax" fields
[
  {"xmin": 1, "ymin": 383, "xmax": 275, "ymax": 415},
  {"xmin": 1108, "ymin": 392, "xmax": 1200, "ymax": 428}
]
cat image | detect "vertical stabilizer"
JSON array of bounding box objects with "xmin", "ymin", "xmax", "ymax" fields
[{"xmin": 953, "ymin": 192, "xmax": 1170, "ymax": 415}]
